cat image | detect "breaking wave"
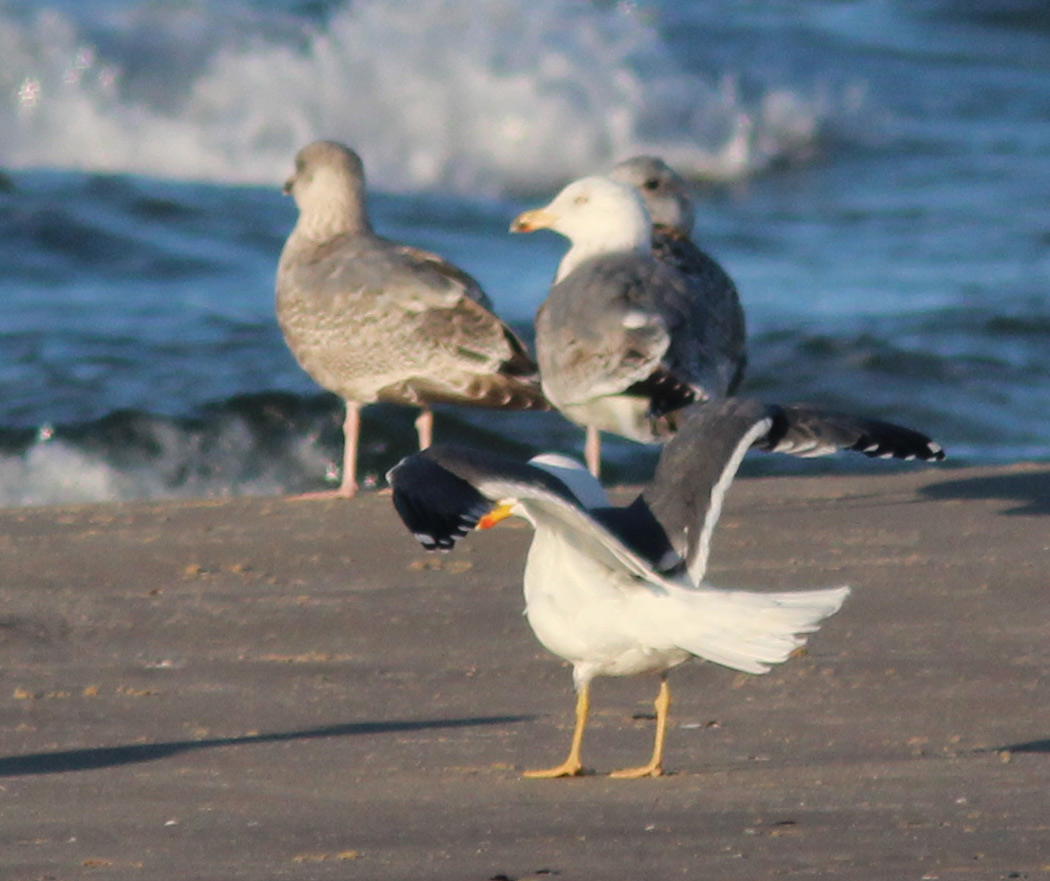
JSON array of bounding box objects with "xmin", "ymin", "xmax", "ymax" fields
[{"xmin": 1, "ymin": 0, "xmax": 858, "ymax": 194}]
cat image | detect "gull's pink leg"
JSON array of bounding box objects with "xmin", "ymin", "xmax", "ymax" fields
[
  {"xmin": 290, "ymin": 400, "xmax": 360, "ymax": 500},
  {"xmin": 415, "ymin": 407, "xmax": 434, "ymax": 450},
  {"xmin": 584, "ymin": 425, "xmax": 602, "ymax": 479}
]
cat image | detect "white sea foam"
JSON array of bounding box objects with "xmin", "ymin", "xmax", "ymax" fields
[
  {"xmin": 0, "ymin": 0, "xmax": 846, "ymax": 194},
  {"xmin": 0, "ymin": 409, "xmax": 337, "ymax": 507}
]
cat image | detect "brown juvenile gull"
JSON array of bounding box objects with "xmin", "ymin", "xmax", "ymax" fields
[
  {"xmin": 511, "ymin": 175, "xmax": 743, "ymax": 478},
  {"xmin": 610, "ymin": 155, "xmax": 747, "ymax": 393},
  {"xmin": 387, "ymin": 397, "xmax": 945, "ymax": 778},
  {"xmin": 277, "ymin": 140, "xmax": 548, "ymax": 498}
]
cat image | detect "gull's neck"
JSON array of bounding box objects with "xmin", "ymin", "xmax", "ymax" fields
[
  {"xmin": 556, "ymin": 235, "xmax": 650, "ymax": 283},
  {"xmin": 294, "ymin": 179, "xmax": 372, "ymax": 243},
  {"xmin": 554, "ymin": 210, "xmax": 652, "ymax": 283}
]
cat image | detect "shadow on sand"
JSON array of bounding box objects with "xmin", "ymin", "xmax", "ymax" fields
[
  {"xmin": 0, "ymin": 715, "xmax": 532, "ymax": 777},
  {"xmin": 920, "ymin": 468, "xmax": 1050, "ymax": 516},
  {"xmin": 989, "ymin": 738, "xmax": 1050, "ymax": 754}
]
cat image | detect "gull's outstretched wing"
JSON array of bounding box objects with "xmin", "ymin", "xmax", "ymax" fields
[
  {"xmin": 641, "ymin": 399, "xmax": 946, "ymax": 583},
  {"xmin": 387, "ymin": 445, "xmax": 679, "ymax": 584}
]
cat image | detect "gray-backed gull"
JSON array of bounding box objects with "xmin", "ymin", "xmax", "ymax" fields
[{"xmin": 511, "ymin": 174, "xmax": 741, "ymax": 478}]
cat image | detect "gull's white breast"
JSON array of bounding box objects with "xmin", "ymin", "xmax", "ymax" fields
[{"xmin": 521, "ymin": 527, "xmax": 691, "ymax": 684}]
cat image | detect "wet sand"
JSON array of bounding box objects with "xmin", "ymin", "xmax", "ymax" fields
[{"xmin": 2, "ymin": 462, "xmax": 1049, "ymax": 880}]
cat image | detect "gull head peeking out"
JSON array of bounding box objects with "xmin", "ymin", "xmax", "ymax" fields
[{"xmin": 610, "ymin": 155, "xmax": 696, "ymax": 236}]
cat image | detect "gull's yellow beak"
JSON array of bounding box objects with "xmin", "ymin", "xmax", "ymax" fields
[
  {"xmin": 510, "ymin": 207, "xmax": 558, "ymax": 234},
  {"xmin": 478, "ymin": 502, "xmax": 515, "ymax": 530}
]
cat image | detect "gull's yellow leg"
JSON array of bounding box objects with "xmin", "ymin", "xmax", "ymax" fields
[
  {"xmin": 610, "ymin": 675, "xmax": 671, "ymax": 779},
  {"xmin": 524, "ymin": 682, "xmax": 590, "ymax": 778}
]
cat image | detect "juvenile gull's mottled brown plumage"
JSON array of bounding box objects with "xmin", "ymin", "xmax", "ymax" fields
[{"xmin": 277, "ymin": 140, "xmax": 547, "ymax": 498}]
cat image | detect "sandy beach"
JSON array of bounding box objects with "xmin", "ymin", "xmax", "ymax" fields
[{"xmin": 2, "ymin": 462, "xmax": 1049, "ymax": 880}]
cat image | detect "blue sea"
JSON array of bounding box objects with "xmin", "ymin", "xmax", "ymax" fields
[{"xmin": 2, "ymin": 0, "xmax": 1049, "ymax": 506}]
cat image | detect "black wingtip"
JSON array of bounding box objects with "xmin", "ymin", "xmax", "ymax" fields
[
  {"xmin": 847, "ymin": 428, "xmax": 947, "ymax": 462},
  {"xmin": 765, "ymin": 403, "xmax": 948, "ymax": 463},
  {"xmin": 627, "ymin": 369, "xmax": 700, "ymax": 420},
  {"xmin": 387, "ymin": 454, "xmax": 494, "ymax": 552}
]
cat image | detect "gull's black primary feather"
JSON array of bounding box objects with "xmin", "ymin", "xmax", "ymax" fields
[
  {"xmin": 388, "ymin": 399, "xmax": 946, "ymax": 572},
  {"xmin": 640, "ymin": 398, "xmax": 947, "ymax": 578},
  {"xmin": 624, "ymin": 368, "xmax": 700, "ymax": 420},
  {"xmin": 387, "ymin": 454, "xmax": 493, "ymax": 550},
  {"xmin": 761, "ymin": 404, "xmax": 946, "ymax": 462},
  {"xmin": 388, "ymin": 444, "xmax": 587, "ymax": 552}
]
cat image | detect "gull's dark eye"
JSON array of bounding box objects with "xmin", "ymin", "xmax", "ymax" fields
[{"xmin": 643, "ymin": 177, "xmax": 660, "ymax": 191}]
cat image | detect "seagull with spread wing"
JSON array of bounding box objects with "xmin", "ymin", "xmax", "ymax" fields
[{"xmin": 387, "ymin": 398, "xmax": 945, "ymax": 777}]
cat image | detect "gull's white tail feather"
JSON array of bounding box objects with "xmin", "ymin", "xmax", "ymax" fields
[{"xmin": 657, "ymin": 585, "xmax": 850, "ymax": 675}]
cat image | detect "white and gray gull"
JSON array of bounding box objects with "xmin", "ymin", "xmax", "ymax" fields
[
  {"xmin": 277, "ymin": 140, "xmax": 548, "ymax": 498},
  {"xmin": 511, "ymin": 171, "xmax": 744, "ymax": 478},
  {"xmin": 387, "ymin": 398, "xmax": 945, "ymax": 777}
]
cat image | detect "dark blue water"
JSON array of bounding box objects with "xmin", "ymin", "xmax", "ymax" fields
[{"xmin": 2, "ymin": 0, "xmax": 1048, "ymax": 505}]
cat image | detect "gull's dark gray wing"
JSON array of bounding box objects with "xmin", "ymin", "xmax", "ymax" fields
[
  {"xmin": 640, "ymin": 399, "xmax": 773, "ymax": 583},
  {"xmin": 589, "ymin": 498, "xmax": 683, "ymax": 574},
  {"xmin": 387, "ymin": 453, "xmax": 495, "ymax": 550},
  {"xmin": 387, "ymin": 445, "xmax": 684, "ymax": 585},
  {"xmin": 651, "ymin": 228, "xmax": 747, "ymax": 396},
  {"xmin": 641, "ymin": 399, "xmax": 946, "ymax": 583},
  {"xmin": 536, "ymin": 253, "xmax": 685, "ymax": 406},
  {"xmin": 387, "ymin": 445, "xmax": 583, "ymax": 551},
  {"xmin": 760, "ymin": 403, "xmax": 946, "ymax": 461},
  {"xmin": 610, "ymin": 155, "xmax": 747, "ymax": 398}
]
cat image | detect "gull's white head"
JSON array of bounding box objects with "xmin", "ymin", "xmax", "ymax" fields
[
  {"xmin": 610, "ymin": 155, "xmax": 695, "ymax": 236},
  {"xmin": 511, "ymin": 175, "xmax": 652, "ymax": 282},
  {"xmin": 283, "ymin": 140, "xmax": 371, "ymax": 239}
]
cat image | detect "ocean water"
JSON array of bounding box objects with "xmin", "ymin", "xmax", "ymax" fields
[{"xmin": 2, "ymin": 0, "xmax": 1049, "ymax": 506}]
